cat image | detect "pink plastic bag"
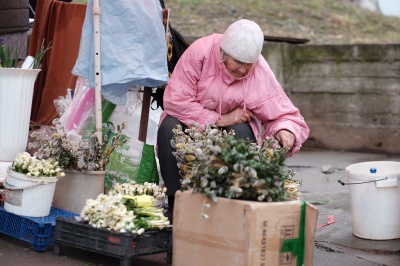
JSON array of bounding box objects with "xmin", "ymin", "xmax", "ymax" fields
[{"xmin": 59, "ymin": 77, "xmax": 95, "ymax": 134}]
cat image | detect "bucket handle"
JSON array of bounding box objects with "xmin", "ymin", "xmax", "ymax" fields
[
  {"xmin": 338, "ymin": 175, "xmax": 389, "ymax": 186},
  {"xmin": 2, "ymin": 176, "xmax": 42, "ymax": 191}
]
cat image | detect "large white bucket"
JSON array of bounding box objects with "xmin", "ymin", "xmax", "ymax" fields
[
  {"xmin": 344, "ymin": 161, "xmax": 400, "ymax": 240},
  {"xmin": 3, "ymin": 167, "xmax": 57, "ymax": 217},
  {"xmin": 52, "ymin": 169, "xmax": 106, "ymax": 214},
  {"xmin": 0, "ymin": 68, "xmax": 41, "ymax": 161}
]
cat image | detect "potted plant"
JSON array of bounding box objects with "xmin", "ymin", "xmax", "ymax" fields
[
  {"xmin": 3, "ymin": 152, "xmax": 64, "ymax": 217},
  {"xmin": 28, "ymin": 118, "xmax": 128, "ymax": 214},
  {"xmin": 0, "ymin": 38, "xmax": 51, "ymax": 161}
]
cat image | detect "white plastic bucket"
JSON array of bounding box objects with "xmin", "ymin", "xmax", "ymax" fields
[
  {"xmin": 344, "ymin": 161, "xmax": 400, "ymax": 240},
  {"xmin": 52, "ymin": 169, "xmax": 106, "ymax": 214},
  {"xmin": 3, "ymin": 167, "xmax": 57, "ymax": 217},
  {"xmin": 0, "ymin": 68, "xmax": 41, "ymax": 161}
]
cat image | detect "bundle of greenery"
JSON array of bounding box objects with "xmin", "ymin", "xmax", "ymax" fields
[{"xmin": 171, "ymin": 124, "xmax": 301, "ymax": 203}]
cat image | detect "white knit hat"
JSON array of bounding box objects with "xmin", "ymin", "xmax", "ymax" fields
[{"xmin": 220, "ymin": 19, "xmax": 264, "ymax": 64}]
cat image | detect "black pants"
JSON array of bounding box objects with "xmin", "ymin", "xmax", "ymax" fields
[{"xmin": 157, "ymin": 115, "xmax": 256, "ymax": 197}]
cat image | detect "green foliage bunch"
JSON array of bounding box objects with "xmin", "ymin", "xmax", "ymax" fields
[
  {"xmin": 171, "ymin": 124, "xmax": 300, "ymax": 202},
  {"xmin": 0, "ymin": 38, "xmax": 51, "ymax": 69}
]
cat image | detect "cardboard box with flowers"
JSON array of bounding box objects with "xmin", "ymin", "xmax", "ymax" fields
[{"xmin": 171, "ymin": 124, "xmax": 318, "ymax": 266}]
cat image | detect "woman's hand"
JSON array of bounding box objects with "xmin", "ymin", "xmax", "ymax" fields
[
  {"xmin": 216, "ymin": 107, "xmax": 254, "ymax": 127},
  {"xmin": 275, "ymin": 130, "xmax": 295, "ymax": 150}
]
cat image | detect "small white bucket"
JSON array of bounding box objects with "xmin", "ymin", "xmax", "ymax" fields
[
  {"xmin": 342, "ymin": 161, "xmax": 400, "ymax": 240},
  {"xmin": 3, "ymin": 167, "xmax": 57, "ymax": 217}
]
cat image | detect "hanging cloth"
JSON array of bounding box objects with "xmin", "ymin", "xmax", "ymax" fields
[
  {"xmin": 29, "ymin": 0, "xmax": 86, "ymax": 126},
  {"xmin": 72, "ymin": 0, "xmax": 169, "ymax": 106}
]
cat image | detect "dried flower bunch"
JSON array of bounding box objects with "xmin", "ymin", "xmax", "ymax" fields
[
  {"xmin": 11, "ymin": 152, "xmax": 65, "ymax": 181},
  {"xmin": 29, "ymin": 119, "xmax": 127, "ymax": 171},
  {"xmin": 172, "ymin": 124, "xmax": 300, "ymax": 202}
]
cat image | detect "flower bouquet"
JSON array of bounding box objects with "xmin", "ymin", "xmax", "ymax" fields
[
  {"xmin": 80, "ymin": 181, "xmax": 169, "ymax": 235},
  {"xmin": 110, "ymin": 181, "xmax": 167, "ymax": 201},
  {"xmin": 10, "ymin": 152, "xmax": 65, "ymax": 182},
  {"xmin": 171, "ymin": 124, "xmax": 301, "ymax": 203}
]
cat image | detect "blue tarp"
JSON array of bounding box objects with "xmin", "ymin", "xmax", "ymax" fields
[{"xmin": 72, "ymin": 0, "xmax": 169, "ymax": 105}]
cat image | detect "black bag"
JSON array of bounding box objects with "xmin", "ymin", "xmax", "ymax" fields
[{"xmin": 152, "ymin": 0, "xmax": 190, "ymax": 110}]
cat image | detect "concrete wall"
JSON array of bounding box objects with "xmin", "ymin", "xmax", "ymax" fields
[{"xmin": 263, "ymin": 43, "xmax": 400, "ymax": 154}]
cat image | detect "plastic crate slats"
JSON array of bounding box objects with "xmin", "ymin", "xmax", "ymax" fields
[
  {"xmin": 55, "ymin": 217, "xmax": 172, "ymax": 258},
  {"xmin": 0, "ymin": 206, "xmax": 77, "ymax": 251}
]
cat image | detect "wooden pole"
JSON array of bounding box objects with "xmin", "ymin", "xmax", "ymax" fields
[{"xmin": 138, "ymin": 87, "xmax": 152, "ymax": 142}]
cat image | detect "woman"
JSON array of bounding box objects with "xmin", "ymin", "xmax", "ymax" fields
[{"xmin": 157, "ymin": 19, "xmax": 309, "ymax": 221}]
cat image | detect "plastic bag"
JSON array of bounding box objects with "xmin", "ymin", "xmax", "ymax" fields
[
  {"xmin": 72, "ymin": 0, "xmax": 169, "ymax": 106},
  {"xmin": 53, "ymin": 89, "xmax": 74, "ymax": 117},
  {"xmin": 58, "ymin": 77, "xmax": 95, "ymax": 135},
  {"xmin": 104, "ymin": 89, "xmax": 161, "ymax": 193}
]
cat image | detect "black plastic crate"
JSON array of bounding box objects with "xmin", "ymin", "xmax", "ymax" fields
[
  {"xmin": 0, "ymin": 206, "xmax": 78, "ymax": 251},
  {"xmin": 54, "ymin": 217, "xmax": 172, "ymax": 266}
]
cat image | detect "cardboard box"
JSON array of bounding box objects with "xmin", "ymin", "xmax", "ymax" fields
[{"xmin": 173, "ymin": 191, "xmax": 318, "ymax": 266}]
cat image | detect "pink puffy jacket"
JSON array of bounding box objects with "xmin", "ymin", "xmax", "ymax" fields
[{"xmin": 159, "ymin": 34, "xmax": 309, "ymax": 156}]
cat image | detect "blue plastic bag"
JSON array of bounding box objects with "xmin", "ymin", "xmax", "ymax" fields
[{"xmin": 72, "ymin": 0, "xmax": 169, "ymax": 105}]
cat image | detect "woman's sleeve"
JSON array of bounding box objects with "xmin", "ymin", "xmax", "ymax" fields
[
  {"xmin": 257, "ymin": 78, "xmax": 309, "ymax": 156},
  {"xmin": 162, "ymin": 39, "xmax": 220, "ymax": 131}
]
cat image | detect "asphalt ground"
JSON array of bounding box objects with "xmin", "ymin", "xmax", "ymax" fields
[{"xmin": 1, "ymin": 147, "xmax": 400, "ymax": 265}]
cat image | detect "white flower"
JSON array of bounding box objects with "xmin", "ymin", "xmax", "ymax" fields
[
  {"xmin": 11, "ymin": 152, "xmax": 64, "ymax": 178},
  {"xmin": 137, "ymin": 228, "xmax": 145, "ymax": 235}
]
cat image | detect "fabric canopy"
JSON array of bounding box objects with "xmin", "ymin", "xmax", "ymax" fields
[{"xmin": 29, "ymin": 0, "xmax": 86, "ymax": 126}]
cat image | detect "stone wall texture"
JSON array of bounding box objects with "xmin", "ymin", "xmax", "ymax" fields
[{"xmin": 264, "ymin": 43, "xmax": 400, "ymax": 154}]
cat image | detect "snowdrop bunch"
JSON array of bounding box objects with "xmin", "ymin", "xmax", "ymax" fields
[
  {"xmin": 80, "ymin": 193, "xmax": 136, "ymax": 233},
  {"xmin": 172, "ymin": 124, "xmax": 300, "ymax": 203},
  {"xmin": 109, "ymin": 181, "xmax": 167, "ymax": 200},
  {"xmin": 80, "ymin": 193, "xmax": 170, "ymax": 235},
  {"xmin": 12, "ymin": 152, "xmax": 65, "ymax": 180}
]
